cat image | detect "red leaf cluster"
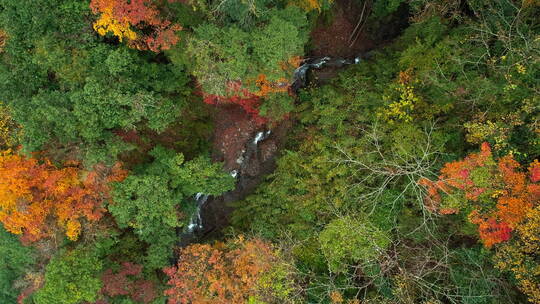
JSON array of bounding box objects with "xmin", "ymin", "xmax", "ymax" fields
[
  {"xmin": 17, "ymin": 286, "xmax": 38, "ymax": 304},
  {"xmin": 203, "ymin": 81, "xmax": 268, "ymax": 126},
  {"xmin": 469, "ymin": 211, "xmax": 512, "ymax": 248},
  {"xmin": 101, "ymin": 262, "xmax": 157, "ymax": 303},
  {"xmin": 529, "ymin": 159, "xmax": 540, "ymax": 183}
]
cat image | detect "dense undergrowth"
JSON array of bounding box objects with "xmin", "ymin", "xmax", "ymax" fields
[{"xmin": 0, "ymin": 0, "xmax": 539, "ymax": 303}]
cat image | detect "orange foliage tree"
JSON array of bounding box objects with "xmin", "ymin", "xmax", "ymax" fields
[
  {"xmin": 0, "ymin": 150, "xmax": 126, "ymax": 242},
  {"xmin": 163, "ymin": 236, "xmax": 296, "ymax": 304},
  {"xmin": 420, "ymin": 143, "xmax": 540, "ymax": 247},
  {"xmin": 90, "ymin": 0, "xmax": 182, "ymax": 52},
  {"xmin": 252, "ymin": 56, "xmax": 301, "ymax": 98}
]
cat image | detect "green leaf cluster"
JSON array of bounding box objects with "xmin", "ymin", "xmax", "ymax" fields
[
  {"xmin": 34, "ymin": 247, "xmax": 103, "ymax": 304},
  {"xmin": 319, "ymin": 216, "xmax": 391, "ymax": 273},
  {"xmin": 0, "ymin": 226, "xmax": 35, "ymax": 303},
  {"xmin": 187, "ymin": 6, "xmax": 309, "ymax": 96}
]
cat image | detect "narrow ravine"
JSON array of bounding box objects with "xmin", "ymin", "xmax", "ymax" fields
[
  {"xmin": 178, "ymin": 0, "xmax": 411, "ymax": 245},
  {"xmin": 178, "ymin": 55, "xmax": 365, "ymax": 245}
]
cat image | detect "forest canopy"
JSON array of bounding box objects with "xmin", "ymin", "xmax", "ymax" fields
[{"xmin": 0, "ymin": 0, "xmax": 538, "ymax": 303}]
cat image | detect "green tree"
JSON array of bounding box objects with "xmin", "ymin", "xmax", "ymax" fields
[
  {"xmin": 34, "ymin": 247, "xmax": 103, "ymax": 304},
  {"xmin": 110, "ymin": 146, "xmax": 234, "ymax": 268},
  {"xmin": 211, "ymin": 0, "xmax": 274, "ymax": 28},
  {"xmin": 0, "ymin": 0, "xmax": 191, "ymax": 165},
  {"xmin": 187, "ymin": 6, "xmax": 308, "ymax": 97},
  {"xmin": 0, "ymin": 226, "xmax": 34, "ymax": 303},
  {"xmin": 319, "ymin": 216, "xmax": 391, "ymax": 273}
]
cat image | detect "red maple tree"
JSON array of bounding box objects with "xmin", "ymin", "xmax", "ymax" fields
[
  {"xmin": 202, "ymin": 81, "xmax": 268, "ymax": 125},
  {"xmin": 420, "ymin": 143, "xmax": 540, "ymax": 247},
  {"xmin": 100, "ymin": 262, "xmax": 157, "ymax": 303}
]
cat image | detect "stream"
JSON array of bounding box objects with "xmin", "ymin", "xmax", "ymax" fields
[
  {"xmin": 176, "ymin": 0, "xmax": 412, "ymax": 246},
  {"xmin": 178, "ymin": 55, "xmax": 365, "ymax": 246}
]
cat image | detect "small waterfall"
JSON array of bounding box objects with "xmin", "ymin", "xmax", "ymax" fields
[
  {"xmin": 186, "ymin": 193, "xmax": 209, "ymax": 233},
  {"xmin": 291, "ymin": 55, "xmax": 363, "ymax": 92},
  {"xmin": 236, "ymin": 150, "xmax": 245, "ymax": 165},
  {"xmin": 253, "ymin": 130, "xmax": 271, "ymax": 145},
  {"xmin": 179, "ymin": 54, "xmax": 368, "ymax": 246}
]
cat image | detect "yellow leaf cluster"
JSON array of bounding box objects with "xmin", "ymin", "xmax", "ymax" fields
[
  {"xmin": 0, "ymin": 29, "xmax": 7, "ymax": 52},
  {"xmin": 93, "ymin": 5, "xmax": 137, "ymax": 42},
  {"xmin": 496, "ymin": 206, "xmax": 540, "ymax": 303},
  {"xmin": 380, "ymin": 84, "xmax": 419, "ymax": 123},
  {"xmin": 293, "ymin": 0, "xmax": 333, "ymax": 12},
  {"xmin": 65, "ymin": 220, "xmax": 82, "ymax": 241},
  {"xmin": 378, "ymin": 70, "xmax": 422, "ymax": 124}
]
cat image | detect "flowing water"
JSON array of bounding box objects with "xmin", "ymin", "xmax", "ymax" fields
[{"xmin": 291, "ymin": 55, "xmax": 364, "ymax": 92}]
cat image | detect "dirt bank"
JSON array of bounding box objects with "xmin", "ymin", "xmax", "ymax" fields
[{"xmin": 310, "ymin": 0, "xmax": 376, "ymax": 58}]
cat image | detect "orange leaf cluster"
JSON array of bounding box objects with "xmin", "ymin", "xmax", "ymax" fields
[
  {"xmin": 420, "ymin": 143, "xmax": 540, "ymax": 247},
  {"xmin": 398, "ymin": 68, "xmax": 414, "ymax": 85},
  {"xmin": 90, "ymin": 0, "xmax": 182, "ymax": 52},
  {"xmin": 280, "ymin": 56, "xmax": 302, "ymax": 71},
  {"xmin": 254, "ymin": 74, "xmax": 290, "ymax": 97},
  {"xmin": 255, "ymin": 57, "xmax": 302, "ymax": 97},
  {"xmin": 163, "ymin": 237, "xmax": 277, "ymax": 304},
  {"xmin": 0, "ymin": 150, "xmax": 126, "ymax": 242}
]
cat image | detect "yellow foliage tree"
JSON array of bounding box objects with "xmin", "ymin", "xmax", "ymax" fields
[
  {"xmin": 0, "ymin": 29, "xmax": 6, "ymax": 52},
  {"xmin": 379, "ymin": 70, "xmax": 424, "ymax": 124},
  {"xmin": 90, "ymin": 0, "xmax": 181, "ymax": 52},
  {"xmin": 91, "ymin": 0, "xmax": 137, "ymax": 41},
  {"xmin": 292, "ymin": 0, "xmax": 333, "ymax": 12}
]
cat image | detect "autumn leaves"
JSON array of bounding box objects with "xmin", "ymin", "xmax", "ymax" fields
[
  {"xmin": 90, "ymin": 0, "xmax": 182, "ymax": 52},
  {"xmin": 0, "ymin": 151, "xmax": 126, "ymax": 242},
  {"xmin": 420, "ymin": 143, "xmax": 540, "ymax": 248}
]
